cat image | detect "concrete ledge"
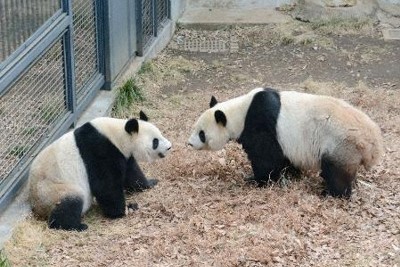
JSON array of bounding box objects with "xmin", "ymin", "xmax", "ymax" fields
[
  {"xmin": 382, "ymin": 28, "xmax": 400, "ymax": 40},
  {"xmin": 0, "ymin": 184, "xmax": 30, "ymax": 247},
  {"xmin": 178, "ymin": 8, "xmax": 291, "ymax": 29}
]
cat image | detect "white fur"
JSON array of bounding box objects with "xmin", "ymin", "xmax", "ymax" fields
[
  {"xmin": 29, "ymin": 132, "xmax": 92, "ymax": 218},
  {"xmin": 188, "ymin": 88, "xmax": 264, "ymax": 150},
  {"xmin": 29, "ymin": 117, "xmax": 171, "ymax": 219},
  {"xmin": 91, "ymin": 118, "xmax": 172, "ymax": 162},
  {"xmin": 189, "ymin": 89, "xmax": 383, "ymax": 173},
  {"xmin": 277, "ymin": 91, "xmax": 383, "ymax": 171}
]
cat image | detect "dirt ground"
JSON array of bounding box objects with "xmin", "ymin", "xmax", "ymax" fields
[{"xmin": 4, "ymin": 20, "xmax": 400, "ymax": 266}]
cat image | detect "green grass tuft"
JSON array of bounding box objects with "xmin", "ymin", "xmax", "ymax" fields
[
  {"xmin": 8, "ymin": 145, "xmax": 30, "ymax": 158},
  {"xmin": 0, "ymin": 250, "xmax": 11, "ymax": 267},
  {"xmin": 113, "ymin": 78, "xmax": 145, "ymax": 115},
  {"xmin": 138, "ymin": 61, "xmax": 154, "ymax": 75}
]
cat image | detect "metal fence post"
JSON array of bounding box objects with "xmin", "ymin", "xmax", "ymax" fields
[
  {"xmin": 62, "ymin": 0, "xmax": 77, "ymax": 122},
  {"xmin": 96, "ymin": 0, "xmax": 110, "ymax": 89},
  {"xmin": 136, "ymin": 0, "xmax": 144, "ymax": 56},
  {"xmin": 153, "ymin": 0, "xmax": 157, "ymax": 37},
  {"xmin": 167, "ymin": 0, "xmax": 171, "ymax": 19}
]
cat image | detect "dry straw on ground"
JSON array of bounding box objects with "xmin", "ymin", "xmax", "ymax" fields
[{"xmin": 4, "ymin": 21, "xmax": 400, "ymax": 266}]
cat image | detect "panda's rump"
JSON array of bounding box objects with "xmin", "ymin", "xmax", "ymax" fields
[
  {"xmin": 30, "ymin": 180, "xmax": 87, "ymax": 219},
  {"xmin": 29, "ymin": 133, "xmax": 92, "ymax": 218},
  {"xmin": 277, "ymin": 91, "xmax": 382, "ymax": 171}
]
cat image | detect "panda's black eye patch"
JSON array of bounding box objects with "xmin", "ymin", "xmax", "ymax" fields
[
  {"xmin": 153, "ymin": 138, "xmax": 159, "ymax": 150},
  {"xmin": 199, "ymin": 130, "xmax": 206, "ymax": 143}
]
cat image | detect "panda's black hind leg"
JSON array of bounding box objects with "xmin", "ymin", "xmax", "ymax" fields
[
  {"xmin": 48, "ymin": 196, "xmax": 87, "ymax": 231},
  {"xmin": 125, "ymin": 156, "xmax": 158, "ymax": 193},
  {"xmin": 320, "ymin": 155, "xmax": 355, "ymax": 198}
]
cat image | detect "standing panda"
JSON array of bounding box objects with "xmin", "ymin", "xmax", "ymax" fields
[
  {"xmin": 29, "ymin": 111, "xmax": 171, "ymax": 231},
  {"xmin": 188, "ymin": 88, "xmax": 383, "ymax": 198}
]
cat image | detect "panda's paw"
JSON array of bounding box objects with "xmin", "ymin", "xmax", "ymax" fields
[
  {"xmin": 244, "ymin": 176, "xmax": 267, "ymax": 187},
  {"xmin": 321, "ymin": 189, "xmax": 351, "ymax": 199},
  {"xmin": 125, "ymin": 202, "xmax": 139, "ymax": 215},
  {"xmin": 77, "ymin": 223, "xmax": 88, "ymax": 232},
  {"xmin": 146, "ymin": 178, "xmax": 159, "ymax": 189}
]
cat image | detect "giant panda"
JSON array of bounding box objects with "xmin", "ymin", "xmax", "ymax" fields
[
  {"xmin": 29, "ymin": 111, "xmax": 171, "ymax": 231},
  {"xmin": 188, "ymin": 88, "xmax": 383, "ymax": 198}
]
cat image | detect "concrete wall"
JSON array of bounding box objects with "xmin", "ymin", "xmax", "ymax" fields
[
  {"xmin": 187, "ymin": 0, "xmax": 295, "ymax": 8},
  {"xmin": 171, "ymin": 0, "xmax": 188, "ymax": 21}
]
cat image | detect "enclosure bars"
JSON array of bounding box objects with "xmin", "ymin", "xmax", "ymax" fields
[
  {"xmin": 0, "ymin": 2, "xmax": 77, "ymax": 213},
  {"xmin": 136, "ymin": 0, "xmax": 144, "ymax": 56},
  {"xmin": 62, "ymin": 0, "xmax": 77, "ymax": 119}
]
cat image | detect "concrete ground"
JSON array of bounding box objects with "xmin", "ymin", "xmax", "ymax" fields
[{"xmin": 178, "ymin": 8, "xmax": 291, "ymax": 29}]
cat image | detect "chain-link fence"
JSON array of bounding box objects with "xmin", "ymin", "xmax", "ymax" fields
[
  {"xmin": 0, "ymin": 0, "xmax": 61, "ymax": 64},
  {"xmin": 0, "ymin": 39, "xmax": 67, "ymax": 184},
  {"xmin": 72, "ymin": 0, "xmax": 99, "ymax": 104}
]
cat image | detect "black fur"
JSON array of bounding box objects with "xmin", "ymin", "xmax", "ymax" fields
[
  {"xmin": 48, "ymin": 196, "xmax": 88, "ymax": 231},
  {"xmin": 140, "ymin": 111, "xmax": 149, "ymax": 121},
  {"xmin": 238, "ymin": 88, "xmax": 292, "ymax": 185},
  {"xmin": 68, "ymin": 122, "xmax": 155, "ymax": 227},
  {"xmin": 125, "ymin": 156, "xmax": 158, "ymax": 193},
  {"xmin": 125, "ymin": 118, "xmax": 139, "ymax": 134},
  {"xmin": 74, "ymin": 123, "xmax": 127, "ymax": 219},
  {"xmin": 210, "ymin": 96, "xmax": 218, "ymax": 108},
  {"xmin": 215, "ymin": 110, "xmax": 227, "ymax": 127},
  {"xmin": 321, "ymin": 155, "xmax": 354, "ymax": 198}
]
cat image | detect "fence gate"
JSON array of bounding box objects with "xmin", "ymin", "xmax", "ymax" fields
[{"xmin": 0, "ymin": 0, "xmax": 105, "ymax": 210}]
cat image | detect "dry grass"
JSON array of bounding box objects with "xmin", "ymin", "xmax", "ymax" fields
[{"xmin": 3, "ymin": 25, "xmax": 400, "ymax": 267}]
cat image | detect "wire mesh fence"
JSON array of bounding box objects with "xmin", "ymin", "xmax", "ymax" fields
[
  {"xmin": 0, "ymin": 0, "xmax": 61, "ymax": 64},
  {"xmin": 141, "ymin": 0, "xmax": 155, "ymax": 52},
  {"xmin": 156, "ymin": 0, "xmax": 169, "ymax": 29},
  {"xmin": 72, "ymin": 0, "xmax": 98, "ymax": 104},
  {"xmin": 0, "ymin": 38, "xmax": 67, "ymax": 184},
  {"xmin": 137, "ymin": 0, "xmax": 170, "ymax": 55}
]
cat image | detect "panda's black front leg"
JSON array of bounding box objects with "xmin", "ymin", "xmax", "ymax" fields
[
  {"xmin": 89, "ymin": 161, "xmax": 127, "ymax": 218},
  {"xmin": 96, "ymin": 188, "xmax": 126, "ymax": 219},
  {"xmin": 241, "ymin": 132, "xmax": 287, "ymax": 186},
  {"xmin": 125, "ymin": 156, "xmax": 158, "ymax": 193},
  {"xmin": 247, "ymin": 158, "xmax": 283, "ymax": 186}
]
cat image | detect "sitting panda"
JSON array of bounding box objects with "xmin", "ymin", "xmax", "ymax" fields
[
  {"xmin": 29, "ymin": 111, "xmax": 171, "ymax": 231},
  {"xmin": 188, "ymin": 88, "xmax": 383, "ymax": 198}
]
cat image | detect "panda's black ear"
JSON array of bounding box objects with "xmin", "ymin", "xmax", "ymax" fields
[
  {"xmin": 214, "ymin": 110, "xmax": 227, "ymax": 127},
  {"xmin": 210, "ymin": 96, "xmax": 218, "ymax": 108},
  {"xmin": 125, "ymin": 118, "xmax": 139, "ymax": 134},
  {"xmin": 139, "ymin": 110, "xmax": 149, "ymax": 121}
]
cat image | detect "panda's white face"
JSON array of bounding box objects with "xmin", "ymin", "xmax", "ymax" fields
[
  {"xmin": 188, "ymin": 109, "xmax": 230, "ymax": 151},
  {"xmin": 133, "ymin": 120, "xmax": 172, "ymax": 162}
]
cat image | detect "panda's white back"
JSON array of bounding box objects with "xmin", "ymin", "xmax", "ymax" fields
[
  {"xmin": 276, "ymin": 91, "xmax": 382, "ymax": 171},
  {"xmin": 29, "ymin": 131, "xmax": 92, "ymax": 217}
]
